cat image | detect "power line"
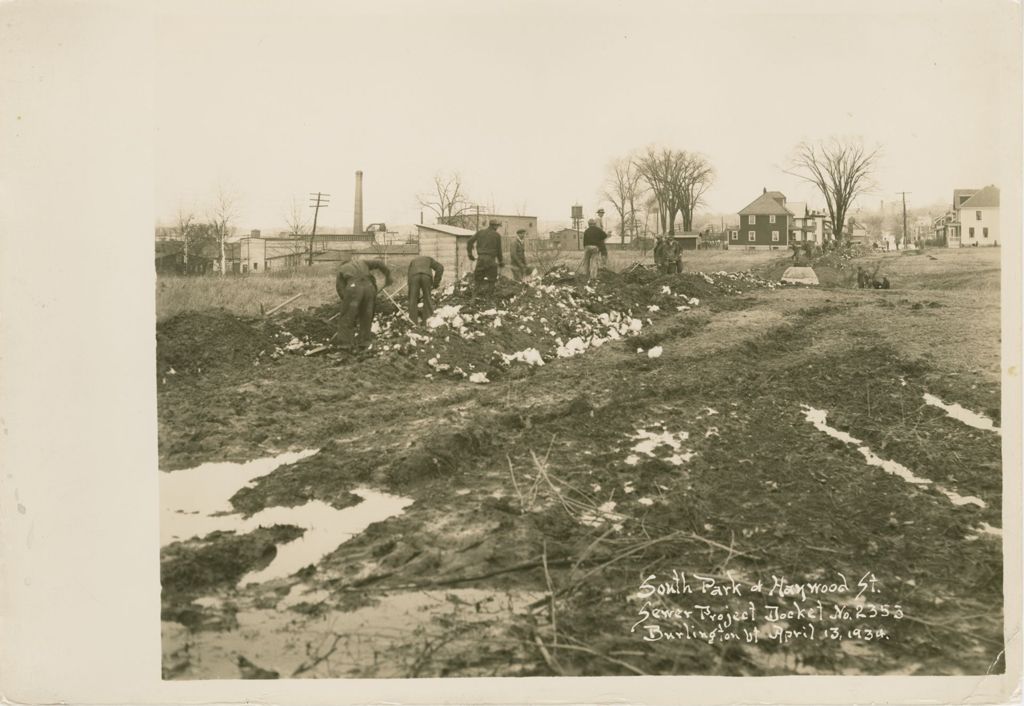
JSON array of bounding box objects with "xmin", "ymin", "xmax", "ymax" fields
[
  {"xmin": 307, "ymin": 192, "xmax": 330, "ymax": 266},
  {"xmin": 896, "ymin": 192, "xmax": 911, "ymax": 246}
]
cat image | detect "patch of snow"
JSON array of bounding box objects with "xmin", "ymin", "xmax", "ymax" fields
[
  {"xmin": 502, "ymin": 348, "xmax": 545, "ymax": 367},
  {"xmin": 557, "ymin": 337, "xmax": 589, "ymax": 358},
  {"xmin": 801, "ymin": 405, "xmax": 987, "ymax": 509},
  {"xmin": 922, "ymin": 393, "xmax": 1001, "ymax": 434},
  {"xmin": 647, "ymin": 346, "xmax": 663, "ymax": 359},
  {"xmin": 469, "ymin": 372, "xmax": 490, "ymax": 384}
]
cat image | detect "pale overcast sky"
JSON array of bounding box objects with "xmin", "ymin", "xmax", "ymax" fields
[{"xmin": 155, "ymin": 0, "xmax": 1017, "ymax": 231}]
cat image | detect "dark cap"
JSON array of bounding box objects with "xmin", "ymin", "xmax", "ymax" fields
[
  {"xmin": 516, "ymin": 228, "xmax": 527, "ymax": 235},
  {"xmin": 488, "ymin": 218, "xmax": 501, "ymax": 227}
]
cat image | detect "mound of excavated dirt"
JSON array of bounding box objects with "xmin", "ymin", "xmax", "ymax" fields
[
  {"xmin": 157, "ymin": 266, "xmax": 784, "ymax": 385},
  {"xmin": 156, "ymin": 310, "xmax": 283, "ymax": 376}
]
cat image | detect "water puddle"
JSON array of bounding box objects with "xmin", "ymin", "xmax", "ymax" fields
[
  {"xmin": 922, "ymin": 393, "xmax": 1001, "ymax": 435},
  {"xmin": 163, "ymin": 588, "xmax": 543, "ymax": 679},
  {"xmin": 801, "ymin": 406, "xmax": 986, "ymax": 509},
  {"xmin": 160, "ymin": 449, "xmax": 319, "ymax": 546},
  {"xmin": 161, "ymin": 451, "xmax": 414, "ymax": 587},
  {"xmin": 237, "ymin": 489, "xmax": 414, "ymax": 586}
]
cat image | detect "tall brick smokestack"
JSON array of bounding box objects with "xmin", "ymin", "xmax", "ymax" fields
[{"xmin": 353, "ymin": 170, "xmax": 363, "ymax": 235}]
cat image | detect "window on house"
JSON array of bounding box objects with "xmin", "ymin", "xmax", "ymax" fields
[
  {"xmin": 769, "ymin": 215, "xmax": 776, "ymax": 224},
  {"xmin": 253, "ymin": 263, "xmax": 258, "ymax": 271},
  {"xmin": 976, "ymin": 211, "xmax": 982, "ymax": 220},
  {"xmin": 983, "ymin": 227, "xmax": 989, "ymax": 238},
  {"xmin": 772, "ymin": 231, "xmax": 779, "ymax": 242},
  {"xmin": 748, "ymin": 231, "xmax": 756, "ymax": 242},
  {"xmin": 969, "ymin": 227, "xmax": 975, "ymax": 238},
  {"xmin": 748, "ymin": 215, "xmax": 756, "ymax": 224},
  {"xmin": 731, "ymin": 231, "xmax": 738, "ymax": 241}
]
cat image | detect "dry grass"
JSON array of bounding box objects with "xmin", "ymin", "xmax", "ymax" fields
[{"xmin": 156, "ymin": 259, "xmax": 417, "ymax": 321}]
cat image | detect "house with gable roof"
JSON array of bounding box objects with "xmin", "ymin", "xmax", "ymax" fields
[
  {"xmin": 956, "ymin": 185, "xmax": 999, "ymax": 247},
  {"xmin": 730, "ymin": 188, "xmax": 793, "ymax": 250}
]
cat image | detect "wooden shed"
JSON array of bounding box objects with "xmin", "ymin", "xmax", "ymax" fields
[{"xmin": 416, "ymin": 223, "xmax": 476, "ymax": 285}]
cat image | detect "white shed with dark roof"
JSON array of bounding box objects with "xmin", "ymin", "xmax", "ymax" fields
[{"xmin": 416, "ymin": 223, "xmax": 476, "ymax": 285}]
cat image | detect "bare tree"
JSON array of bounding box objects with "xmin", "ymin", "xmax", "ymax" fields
[
  {"xmin": 636, "ymin": 147, "xmax": 715, "ymax": 235},
  {"xmin": 175, "ymin": 207, "xmax": 195, "ymax": 274},
  {"xmin": 787, "ymin": 137, "xmax": 880, "ymax": 244},
  {"xmin": 675, "ymin": 152, "xmax": 714, "ymax": 232},
  {"xmin": 636, "ymin": 147, "xmax": 683, "ymax": 234},
  {"xmin": 418, "ymin": 172, "xmax": 473, "ymax": 225},
  {"xmin": 284, "ymin": 196, "xmax": 308, "ymax": 236},
  {"xmin": 602, "ymin": 156, "xmax": 645, "ymax": 244},
  {"xmin": 208, "ymin": 187, "xmax": 237, "ymax": 275}
]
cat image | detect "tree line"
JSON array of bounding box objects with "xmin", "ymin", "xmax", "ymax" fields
[{"xmin": 601, "ymin": 137, "xmax": 879, "ymax": 245}]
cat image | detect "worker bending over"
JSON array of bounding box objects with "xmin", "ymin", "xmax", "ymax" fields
[
  {"xmin": 334, "ymin": 254, "xmax": 392, "ymax": 352},
  {"xmin": 407, "ymin": 255, "xmax": 444, "ymax": 325}
]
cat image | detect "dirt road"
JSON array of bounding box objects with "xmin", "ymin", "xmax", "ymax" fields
[{"xmin": 158, "ymin": 249, "xmax": 1003, "ymax": 678}]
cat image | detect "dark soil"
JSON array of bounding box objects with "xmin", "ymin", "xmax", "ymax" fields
[{"xmin": 158, "ymin": 259, "xmax": 1004, "ymax": 678}]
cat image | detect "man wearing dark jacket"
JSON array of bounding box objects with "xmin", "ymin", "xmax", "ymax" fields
[
  {"xmin": 407, "ymin": 255, "xmax": 445, "ymax": 325},
  {"xmin": 334, "ymin": 255, "xmax": 392, "ymax": 351},
  {"xmin": 580, "ymin": 218, "xmax": 608, "ymax": 280},
  {"xmin": 467, "ymin": 218, "xmax": 503, "ymax": 296},
  {"xmin": 510, "ymin": 228, "xmax": 529, "ymax": 281}
]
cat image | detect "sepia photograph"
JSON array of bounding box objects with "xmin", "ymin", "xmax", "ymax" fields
[
  {"xmin": 1, "ymin": 0, "xmax": 1020, "ymax": 700},
  {"xmin": 114, "ymin": 0, "xmax": 1018, "ymax": 688}
]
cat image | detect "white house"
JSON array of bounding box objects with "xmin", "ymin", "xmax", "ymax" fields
[{"xmin": 956, "ymin": 186, "xmax": 999, "ymax": 247}]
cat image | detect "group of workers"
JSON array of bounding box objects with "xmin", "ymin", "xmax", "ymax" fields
[
  {"xmin": 653, "ymin": 235, "xmax": 683, "ymax": 274},
  {"xmin": 330, "ymin": 217, "xmax": 543, "ymax": 353},
  {"xmin": 856, "ymin": 266, "xmax": 891, "ymax": 290}
]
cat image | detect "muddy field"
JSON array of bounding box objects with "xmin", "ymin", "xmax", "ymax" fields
[{"xmin": 157, "ymin": 247, "xmax": 1004, "ymax": 679}]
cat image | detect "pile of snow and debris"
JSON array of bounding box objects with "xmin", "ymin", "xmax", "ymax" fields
[
  {"xmin": 222, "ymin": 264, "xmax": 779, "ymax": 381},
  {"xmin": 695, "ymin": 270, "xmax": 786, "ymax": 294}
]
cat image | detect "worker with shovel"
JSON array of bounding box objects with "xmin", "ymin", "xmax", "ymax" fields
[
  {"xmin": 333, "ymin": 253, "xmax": 392, "ymax": 353},
  {"xmin": 407, "ymin": 255, "xmax": 445, "ymax": 325}
]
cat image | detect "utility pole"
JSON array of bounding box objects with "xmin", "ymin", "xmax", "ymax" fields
[
  {"xmin": 307, "ymin": 192, "xmax": 330, "ymax": 266},
  {"xmin": 896, "ymin": 192, "xmax": 911, "ymax": 248}
]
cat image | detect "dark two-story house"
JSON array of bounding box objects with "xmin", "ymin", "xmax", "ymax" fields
[{"xmin": 731, "ymin": 188, "xmax": 793, "ymax": 250}]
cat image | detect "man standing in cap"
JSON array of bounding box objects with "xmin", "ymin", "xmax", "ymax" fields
[
  {"xmin": 595, "ymin": 209, "xmax": 608, "ymax": 266},
  {"xmin": 580, "ymin": 218, "xmax": 609, "ymax": 280},
  {"xmin": 406, "ymin": 254, "xmax": 445, "ymax": 325},
  {"xmin": 333, "ymin": 253, "xmax": 392, "ymax": 352},
  {"xmin": 467, "ymin": 218, "xmax": 504, "ymax": 296},
  {"xmin": 510, "ymin": 228, "xmax": 529, "ymax": 282}
]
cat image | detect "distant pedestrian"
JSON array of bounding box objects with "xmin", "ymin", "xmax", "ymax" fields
[
  {"xmin": 467, "ymin": 218, "xmax": 504, "ymax": 297},
  {"xmin": 856, "ymin": 266, "xmax": 867, "ymax": 289},
  {"xmin": 407, "ymin": 255, "xmax": 444, "ymax": 325},
  {"xmin": 581, "ymin": 218, "xmax": 609, "ymax": 280},
  {"xmin": 334, "ymin": 254, "xmax": 392, "ymax": 352},
  {"xmin": 511, "ymin": 228, "xmax": 529, "ymax": 282}
]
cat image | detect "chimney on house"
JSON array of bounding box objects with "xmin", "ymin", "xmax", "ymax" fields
[
  {"xmin": 763, "ymin": 187, "xmax": 767, "ymax": 194},
  {"xmin": 353, "ymin": 170, "xmax": 364, "ymax": 235}
]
